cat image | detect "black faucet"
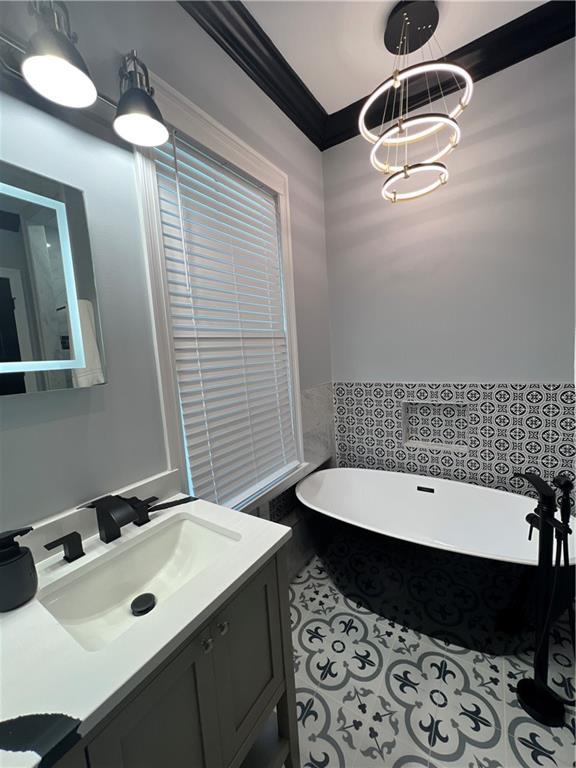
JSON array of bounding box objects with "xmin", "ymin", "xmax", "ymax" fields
[
  {"xmin": 89, "ymin": 495, "xmax": 157, "ymax": 543},
  {"xmin": 514, "ymin": 472, "xmax": 557, "ymax": 541},
  {"xmin": 513, "ymin": 472, "xmax": 572, "ymax": 727},
  {"xmin": 514, "ymin": 472, "xmax": 556, "ymax": 510},
  {"xmin": 553, "ymin": 473, "xmax": 575, "ymax": 647},
  {"xmin": 553, "ymin": 472, "xmax": 574, "ymax": 527},
  {"xmin": 90, "ymin": 494, "xmax": 196, "ymax": 543}
]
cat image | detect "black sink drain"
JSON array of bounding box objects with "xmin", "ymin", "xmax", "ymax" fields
[{"xmin": 131, "ymin": 592, "xmax": 156, "ymax": 616}]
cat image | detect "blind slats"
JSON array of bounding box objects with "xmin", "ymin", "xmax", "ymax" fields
[
  {"xmin": 160, "ymin": 203, "xmax": 280, "ymax": 254},
  {"xmin": 164, "ymin": 243, "xmax": 281, "ymax": 284},
  {"xmin": 154, "ymin": 133, "xmax": 299, "ymax": 508},
  {"xmin": 157, "ymin": 179, "xmax": 278, "ymax": 238}
]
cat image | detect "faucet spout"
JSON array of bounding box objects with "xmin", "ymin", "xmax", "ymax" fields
[
  {"xmin": 90, "ymin": 495, "xmax": 137, "ymax": 543},
  {"xmin": 513, "ymin": 473, "xmax": 556, "ymax": 514}
]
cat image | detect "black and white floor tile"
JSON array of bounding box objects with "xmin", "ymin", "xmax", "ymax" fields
[{"xmin": 291, "ymin": 556, "xmax": 576, "ymax": 768}]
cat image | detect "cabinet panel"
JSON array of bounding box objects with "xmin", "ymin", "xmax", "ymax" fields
[
  {"xmin": 87, "ymin": 630, "xmax": 221, "ymax": 768},
  {"xmin": 52, "ymin": 742, "xmax": 87, "ymax": 768},
  {"xmin": 212, "ymin": 559, "xmax": 283, "ymax": 765}
]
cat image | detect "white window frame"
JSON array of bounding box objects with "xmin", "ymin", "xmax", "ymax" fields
[{"xmin": 135, "ymin": 74, "xmax": 305, "ymax": 510}]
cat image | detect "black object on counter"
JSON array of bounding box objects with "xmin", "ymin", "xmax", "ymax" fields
[
  {"xmin": 90, "ymin": 493, "xmax": 197, "ymax": 544},
  {"xmin": 147, "ymin": 495, "xmax": 196, "ymax": 514},
  {"xmin": 121, "ymin": 495, "xmax": 159, "ymax": 527},
  {"xmin": 45, "ymin": 532, "xmax": 85, "ymax": 563},
  {"xmin": 89, "ymin": 495, "xmax": 142, "ymax": 543},
  {"xmin": 0, "ymin": 712, "xmax": 81, "ymax": 767},
  {"xmin": 0, "ymin": 527, "xmax": 38, "ymax": 612}
]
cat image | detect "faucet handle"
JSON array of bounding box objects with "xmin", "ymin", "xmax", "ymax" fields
[
  {"xmin": 120, "ymin": 495, "xmax": 158, "ymax": 527},
  {"xmin": 526, "ymin": 512, "xmax": 540, "ymax": 541},
  {"xmin": 45, "ymin": 532, "xmax": 85, "ymax": 562},
  {"xmin": 553, "ymin": 473, "xmax": 574, "ymax": 493}
]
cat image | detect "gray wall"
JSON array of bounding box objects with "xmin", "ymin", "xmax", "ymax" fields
[
  {"xmin": 0, "ymin": 1, "xmax": 332, "ymax": 526},
  {"xmin": 323, "ymin": 40, "xmax": 575, "ymax": 383},
  {"xmin": 0, "ymin": 93, "xmax": 167, "ymax": 527},
  {"xmin": 0, "ymin": 0, "xmax": 332, "ymax": 392}
]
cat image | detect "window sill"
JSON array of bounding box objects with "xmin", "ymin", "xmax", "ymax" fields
[{"xmin": 241, "ymin": 456, "xmax": 330, "ymax": 516}]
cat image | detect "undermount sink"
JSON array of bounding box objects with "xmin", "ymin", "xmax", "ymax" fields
[{"xmin": 38, "ymin": 512, "xmax": 241, "ymax": 651}]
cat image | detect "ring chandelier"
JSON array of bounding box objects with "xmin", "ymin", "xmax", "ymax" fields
[
  {"xmin": 370, "ymin": 113, "xmax": 460, "ymax": 173},
  {"xmin": 359, "ymin": 0, "xmax": 474, "ymax": 203},
  {"xmin": 381, "ymin": 162, "xmax": 449, "ymax": 203}
]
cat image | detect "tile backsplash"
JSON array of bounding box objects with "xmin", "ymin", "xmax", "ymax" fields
[
  {"xmin": 334, "ymin": 382, "xmax": 575, "ymax": 500},
  {"xmin": 402, "ymin": 401, "xmax": 469, "ymax": 452}
]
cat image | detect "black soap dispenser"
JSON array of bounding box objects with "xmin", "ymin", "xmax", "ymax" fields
[{"xmin": 0, "ymin": 527, "xmax": 38, "ymax": 612}]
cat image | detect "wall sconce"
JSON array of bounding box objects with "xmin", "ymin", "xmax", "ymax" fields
[
  {"xmin": 21, "ymin": 0, "xmax": 97, "ymax": 108},
  {"xmin": 113, "ymin": 50, "xmax": 169, "ymax": 147}
]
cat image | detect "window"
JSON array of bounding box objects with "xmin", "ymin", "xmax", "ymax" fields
[{"xmin": 152, "ymin": 131, "xmax": 301, "ymax": 508}]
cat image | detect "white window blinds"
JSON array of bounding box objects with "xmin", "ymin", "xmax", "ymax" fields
[{"xmin": 153, "ymin": 132, "xmax": 300, "ymax": 508}]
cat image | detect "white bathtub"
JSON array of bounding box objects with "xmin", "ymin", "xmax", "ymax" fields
[{"xmin": 296, "ymin": 468, "xmax": 575, "ymax": 567}]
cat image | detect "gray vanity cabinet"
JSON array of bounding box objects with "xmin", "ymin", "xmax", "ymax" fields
[
  {"xmin": 212, "ymin": 558, "xmax": 283, "ymax": 765},
  {"xmin": 85, "ymin": 554, "xmax": 298, "ymax": 768},
  {"xmin": 87, "ymin": 627, "xmax": 222, "ymax": 768}
]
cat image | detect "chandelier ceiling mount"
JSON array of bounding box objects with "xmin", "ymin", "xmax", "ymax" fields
[{"xmin": 383, "ymin": 0, "xmax": 440, "ymax": 55}]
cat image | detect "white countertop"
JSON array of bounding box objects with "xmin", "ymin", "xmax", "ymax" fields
[{"xmin": 0, "ymin": 497, "xmax": 291, "ymax": 768}]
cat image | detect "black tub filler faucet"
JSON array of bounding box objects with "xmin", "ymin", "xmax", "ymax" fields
[{"xmin": 514, "ymin": 472, "xmax": 574, "ymax": 727}]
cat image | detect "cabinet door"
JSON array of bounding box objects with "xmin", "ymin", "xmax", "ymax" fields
[
  {"xmin": 52, "ymin": 743, "xmax": 87, "ymax": 768},
  {"xmin": 212, "ymin": 559, "xmax": 283, "ymax": 765},
  {"xmin": 87, "ymin": 630, "xmax": 222, "ymax": 768}
]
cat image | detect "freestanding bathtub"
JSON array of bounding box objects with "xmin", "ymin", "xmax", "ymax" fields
[{"xmin": 296, "ymin": 468, "xmax": 574, "ymax": 654}]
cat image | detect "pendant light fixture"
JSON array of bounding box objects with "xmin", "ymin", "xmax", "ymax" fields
[
  {"xmin": 21, "ymin": 1, "xmax": 97, "ymax": 109},
  {"xmin": 359, "ymin": 0, "xmax": 473, "ymax": 203},
  {"xmin": 113, "ymin": 51, "xmax": 169, "ymax": 148}
]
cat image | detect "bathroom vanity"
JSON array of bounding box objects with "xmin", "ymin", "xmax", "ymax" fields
[
  {"xmin": 65, "ymin": 556, "xmax": 294, "ymax": 768},
  {"xmin": 0, "ymin": 498, "xmax": 299, "ymax": 768}
]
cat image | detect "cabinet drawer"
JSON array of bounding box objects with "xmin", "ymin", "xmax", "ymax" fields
[{"xmin": 212, "ymin": 558, "xmax": 283, "ymax": 765}]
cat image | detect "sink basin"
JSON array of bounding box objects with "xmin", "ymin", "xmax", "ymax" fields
[{"xmin": 38, "ymin": 512, "xmax": 241, "ymax": 651}]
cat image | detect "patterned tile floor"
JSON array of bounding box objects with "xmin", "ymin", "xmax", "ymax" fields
[{"xmin": 290, "ymin": 556, "xmax": 575, "ymax": 768}]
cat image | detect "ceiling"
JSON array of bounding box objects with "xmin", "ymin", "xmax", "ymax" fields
[{"xmin": 246, "ymin": 1, "xmax": 546, "ymax": 113}]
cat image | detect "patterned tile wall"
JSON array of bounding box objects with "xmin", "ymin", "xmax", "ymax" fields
[
  {"xmin": 403, "ymin": 402, "xmax": 468, "ymax": 450},
  {"xmin": 334, "ymin": 383, "xmax": 575, "ymax": 501}
]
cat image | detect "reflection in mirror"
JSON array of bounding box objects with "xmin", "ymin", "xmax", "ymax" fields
[{"xmin": 0, "ymin": 161, "xmax": 105, "ymax": 395}]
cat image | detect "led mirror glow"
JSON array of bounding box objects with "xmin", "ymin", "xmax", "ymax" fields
[
  {"xmin": 371, "ymin": 114, "xmax": 460, "ymax": 173},
  {"xmin": 381, "ymin": 162, "xmax": 449, "ymax": 203},
  {"xmin": 113, "ymin": 113, "xmax": 169, "ymax": 147},
  {"xmin": 359, "ymin": 62, "xmax": 473, "ymax": 145},
  {"xmin": 22, "ymin": 54, "xmax": 97, "ymax": 109}
]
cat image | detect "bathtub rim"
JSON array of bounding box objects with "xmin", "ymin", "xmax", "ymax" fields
[{"xmin": 296, "ymin": 467, "xmax": 575, "ymax": 568}]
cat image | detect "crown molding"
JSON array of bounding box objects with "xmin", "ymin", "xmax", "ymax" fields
[
  {"xmin": 178, "ymin": 0, "xmax": 327, "ymax": 149},
  {"xmin": 181, "ymin": 1, "xmax": 575, "ymax": 152}
]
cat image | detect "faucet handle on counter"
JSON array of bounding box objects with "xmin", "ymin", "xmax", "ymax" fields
[
  {"xmin": 120, "ymin": 495, "xmax": 158, "ymax": 527},
  {"xmin": 45, "ymin": 532, "xmax": 85, "ymax": 562}
]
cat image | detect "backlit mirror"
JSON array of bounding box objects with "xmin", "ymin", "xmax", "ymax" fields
[{"xmin": 0, "ymin": 161, "xmax": 105, "ymax": 395}]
